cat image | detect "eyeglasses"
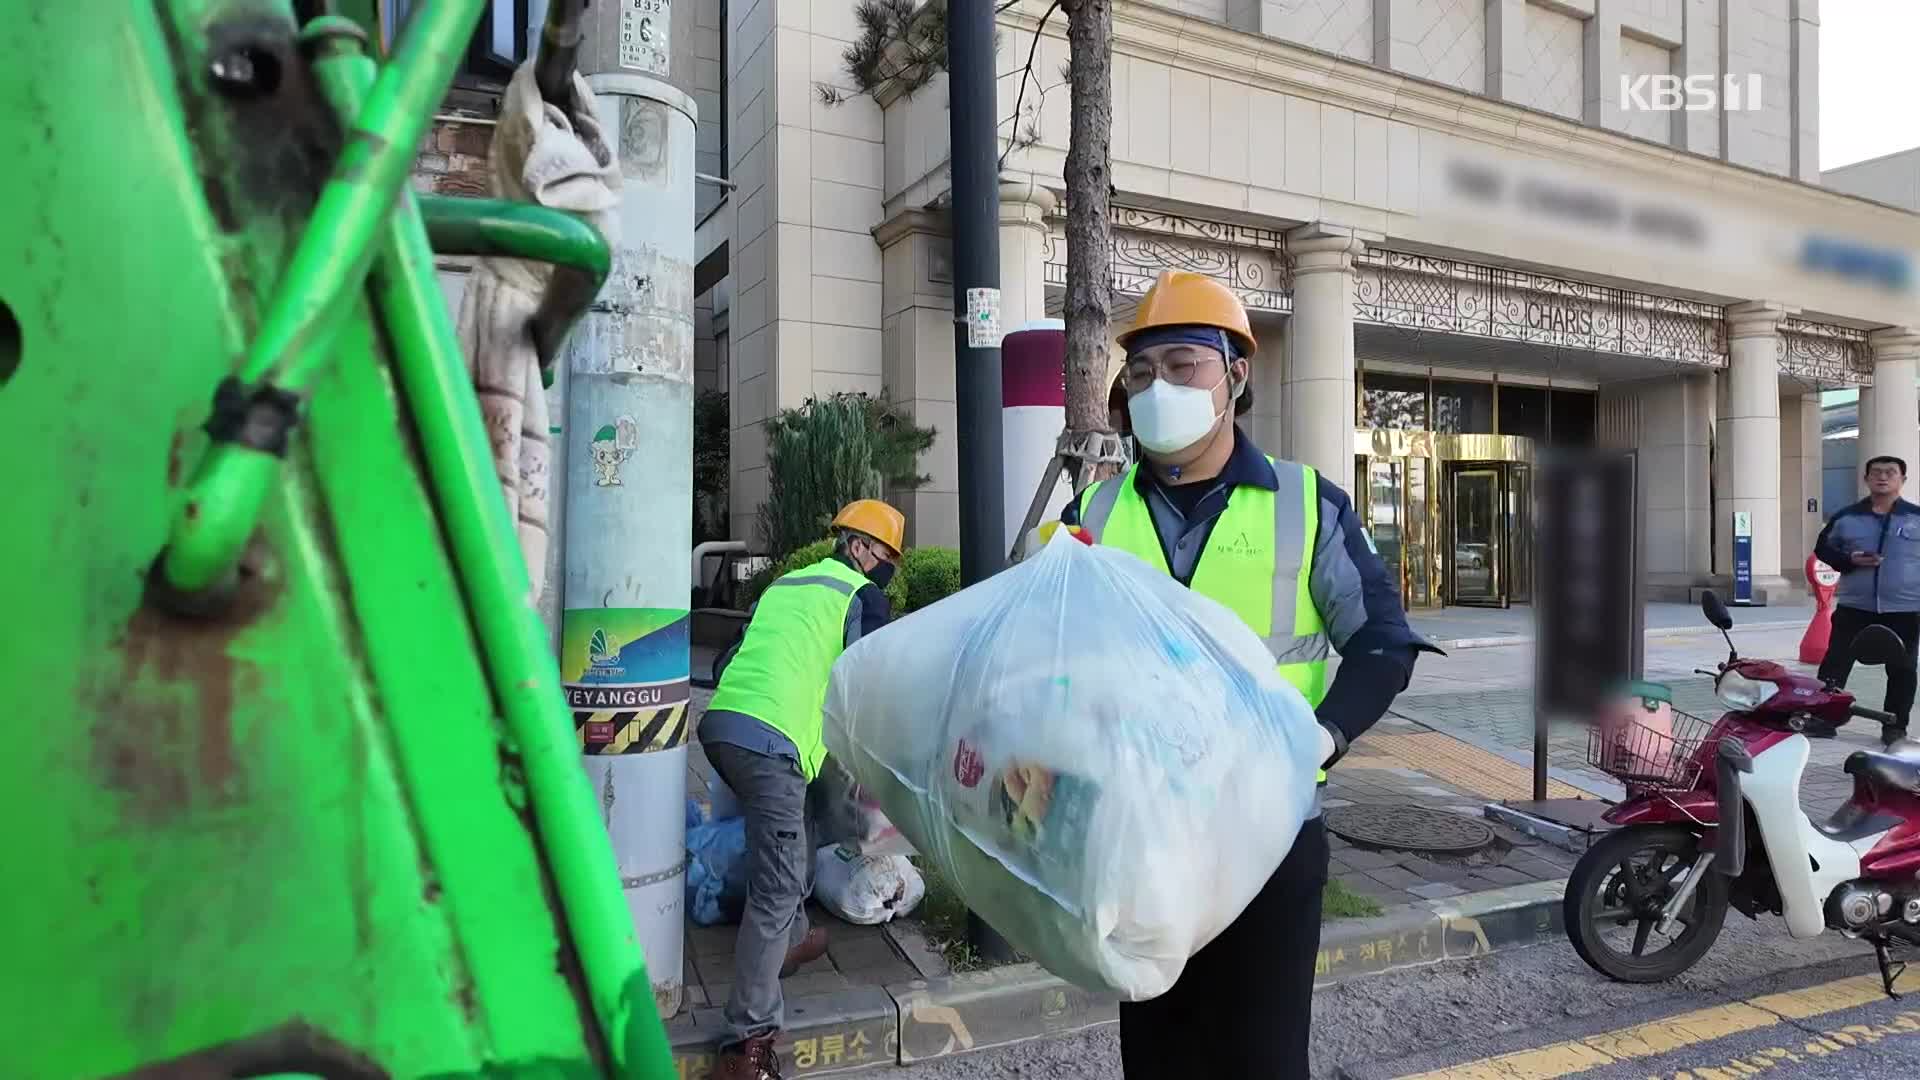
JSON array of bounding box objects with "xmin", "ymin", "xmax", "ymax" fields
[{"xmin": 1122, "ymin": 349, "xmax": 1224, "ymax": 394}]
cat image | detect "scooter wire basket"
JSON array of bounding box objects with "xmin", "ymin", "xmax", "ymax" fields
[{"xmin": 1586, "ymin": 708, "xmax": 1721, "ymax": 792}]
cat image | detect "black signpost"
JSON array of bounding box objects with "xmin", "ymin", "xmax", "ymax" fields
[{"xmin": 1528, "ymin": 448, "xmax": 1643, "ymax": 804}]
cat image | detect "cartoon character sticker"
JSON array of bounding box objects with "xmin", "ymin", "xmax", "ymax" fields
[{"xmin": 590, "ymin": 416, "xmax": 639, "ymax": 486}]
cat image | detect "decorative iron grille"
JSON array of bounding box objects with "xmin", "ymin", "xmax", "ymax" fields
[
  {"xmin": 1041, "ymin": 207, "xmax": 1294, "ymax": 314},
  {"xmin": 1351, "ymin": 249, "xmax": 1729, "ymax": 368},
  {"xmin": 1776, "ymin": 317, "xmax": 1873, "ymax": 385}
]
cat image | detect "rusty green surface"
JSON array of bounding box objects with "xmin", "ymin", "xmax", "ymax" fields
[{"xmin": 0, "ymin": 1, "xmax": 669, "ymax": 1076}]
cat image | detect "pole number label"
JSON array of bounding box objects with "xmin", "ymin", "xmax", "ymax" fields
[{"xmin": 620, "ymin": 0, "xmax": 671, "ymax": 76}]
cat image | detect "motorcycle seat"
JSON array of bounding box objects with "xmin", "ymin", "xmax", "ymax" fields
[{"xmin": 1844, "ymin": 747, "xmax": 1920, "ymax": 795}]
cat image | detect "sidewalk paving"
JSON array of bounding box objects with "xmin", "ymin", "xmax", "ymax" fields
[
  {"xmin": 1391, "ymin": 624, "xmax": 1892, "ymax": 820},
  {"xmin": 674, "ymin": 660, "xmax": 1587, "ymax": 1075},
  {"xmin": 1405, "ymin": 600, "xmax": 1811, "ymax": 649}
]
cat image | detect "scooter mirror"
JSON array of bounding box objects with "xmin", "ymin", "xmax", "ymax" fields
[
  {"xmin": 1700, "ymin": 590, "xmax": 1734, "ymax": 631},
  {"xmin": 1851, "ymin": 624, "xmax": 1911, "ymax": 670}
]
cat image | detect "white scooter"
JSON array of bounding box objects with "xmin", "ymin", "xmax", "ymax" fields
[{"xmin": 1565, "ymin": 592, "xmax": 1920, "ymax": 997}]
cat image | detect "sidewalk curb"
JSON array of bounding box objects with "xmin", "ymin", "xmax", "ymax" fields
[
  {"xmin": 1438, "ymin": 618, "xmax": 1804, "ymax": 651},
  {"xmin": 666, "ymin": 880, "xmax": 1569, "ymax": 1075}
]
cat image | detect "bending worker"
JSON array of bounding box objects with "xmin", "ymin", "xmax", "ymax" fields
[
  {"xmin": 699, "ymin": 499, "xmax": 905, "ymax": 1080},
  {"xmin": 1056, "ymin": 270, "xmax": 1438, "ymax": 1077}
]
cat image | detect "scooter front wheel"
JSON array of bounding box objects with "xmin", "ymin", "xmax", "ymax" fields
[{"xmin": 1565, "ymin": 824, "xmax": 1730, "ymax": 983}]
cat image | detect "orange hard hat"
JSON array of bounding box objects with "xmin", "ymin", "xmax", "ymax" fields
[
  {"xmin": 830, "ymin": 498, "xmax": 906, "ymax": 554},
  {"xmin": 1116, "ymin": 270, "xmax": 1256, "ymax": 358}
]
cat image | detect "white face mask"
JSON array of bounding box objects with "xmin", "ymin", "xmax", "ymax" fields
[{"xmin": 1129, "ymin": 370, "xmax": 1238, "ymax": 455}]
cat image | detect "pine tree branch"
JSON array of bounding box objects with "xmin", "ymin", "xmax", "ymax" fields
[{"xmin": 998, "ymin": 0, "xmax": 1063, "ymax": 171}]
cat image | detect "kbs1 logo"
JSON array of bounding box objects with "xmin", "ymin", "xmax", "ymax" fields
[{"xmin": 1619, "ymin": 73, "xmax": 1763, "ymax": 113}]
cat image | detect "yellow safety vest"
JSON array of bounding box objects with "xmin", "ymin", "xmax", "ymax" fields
[
  {"xmin": 706, "ymin": 556, "xmax": 871, "ymax": 781},
  {"xmin": 1075, "ymin": 459, "xmax": 1331, "ymax": 781}
]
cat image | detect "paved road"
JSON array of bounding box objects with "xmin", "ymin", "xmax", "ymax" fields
[
  {"xmin": 1346, "ymin": 955, "xmax": 1920, "ymax": 1079},
  {"xmin": 897, "ymin": 918, "xmax": 1895, "ymax": 1078}
]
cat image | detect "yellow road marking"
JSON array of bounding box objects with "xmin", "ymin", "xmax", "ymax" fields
[
  {"xmin": 1395, "ymin": 971, "xmax": 1918, "ymax": 1079},
  {"xmin": 1348, "ymin": 732, "xmax": 1592, "ymax": 801}
]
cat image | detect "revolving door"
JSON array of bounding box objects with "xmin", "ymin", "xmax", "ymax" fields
[{"xmin": 1354, "ymin": 431, "xmax": 1535, "ymax": 610}]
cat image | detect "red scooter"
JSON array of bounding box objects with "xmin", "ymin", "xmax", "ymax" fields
[{"xmin": 1565, "ymin": 592, "xmax": 1920, "ymax": 998}]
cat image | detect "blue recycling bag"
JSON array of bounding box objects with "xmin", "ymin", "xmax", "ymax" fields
[{"xmin": 686, "ymin": 814, "xmax": 750, "ymax": 926}]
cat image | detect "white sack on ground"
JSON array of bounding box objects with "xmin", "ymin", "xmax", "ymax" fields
[
  {"xmin": 813, "ymin": 844, "xmax": 925, "ymax": 925},
  {"xmin": 822, "ymin": 531, "xmax": 1322, "ymax": 1000}
]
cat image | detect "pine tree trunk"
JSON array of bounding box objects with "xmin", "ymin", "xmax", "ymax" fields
[{"xmin": 1061, "ymin": 0, "xmax": 1116, "ymax": 488}]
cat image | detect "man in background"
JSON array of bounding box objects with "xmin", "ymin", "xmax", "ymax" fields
[{"xmin": 1815, "ymin": 455, "xmax": 1920, "ymax": 746}]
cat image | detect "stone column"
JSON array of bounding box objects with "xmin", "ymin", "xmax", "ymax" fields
[
  {"xmin": 1641, "ymin": 373, "xmax": 1716, "ymax": 599},
  {"xmin": 1780, "ymin": 391, "xmax": 1823, "ymax": 578},
  {"xmin": 875, "ymin": 208, "xmax": 960, "ymax": 548},
  {"xmin": 1284, "ymin": 225, "xmax": 1368, "ymax": 495},
  {"xmin": 1721, "ymin": 301, "xmax": 1791, "ymax": 600},
  {"xmin": 1865, "ymin": 328, "xmax": 1920, "ymax": 492},
  {"xmin": 1855, "ymin": 384, "xmax": 1876, "ymax": 499},
  {"xmin": 997, "ymin": 179, "xmax": 1056, "ymax": 333},
  {"xmin": 1250, "ymin": 318, "xmax": 1291, "ymax": 462}
]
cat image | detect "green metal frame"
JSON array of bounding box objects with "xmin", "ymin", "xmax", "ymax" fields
[
  {"xmin": 0, "ymin": 1, "xmax": 670, "ymax": 1075},
  {"xmin": 419, "ymin": 194, "xmax": 611, "ymax": 378}
]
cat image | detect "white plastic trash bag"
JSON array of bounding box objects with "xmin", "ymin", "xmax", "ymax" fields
[
  {"xmin": 813, "ymin": 843, "xmax": 926, "ymax": 925},
  {"xmin": 822, "ymin": 530, "xmax": 1323, "ymax": 1000}
]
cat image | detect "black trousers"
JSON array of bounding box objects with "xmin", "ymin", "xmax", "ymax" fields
[
  {"xmin": 1119, "ymin": 818, "xmax": 1329, "ymax": 1078},
  {"xmin": 1816, "ymin": 606, "xmax": 1920, "ymax": 728}
]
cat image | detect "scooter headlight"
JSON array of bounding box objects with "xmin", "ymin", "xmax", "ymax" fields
[{"xmin": 1715, "ymin": 671, "xmax": 1772, "ymax": 712}]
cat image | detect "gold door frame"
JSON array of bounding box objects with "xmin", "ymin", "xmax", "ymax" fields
[{"xmin": 1353, "ymin": 430, "xmax": 1537, "ymax": 610}]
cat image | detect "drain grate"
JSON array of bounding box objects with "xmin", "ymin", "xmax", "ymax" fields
[{"xmin": 1325, "ymin": 804, "xmax": 1496, "ymax": 855}]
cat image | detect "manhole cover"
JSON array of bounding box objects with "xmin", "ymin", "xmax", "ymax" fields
[{"xmin": 1325, "ymin": 804, "xmax": 1495, "ymax": 855}]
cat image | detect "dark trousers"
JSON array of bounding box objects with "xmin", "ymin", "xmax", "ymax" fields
[
  {"xmin": 1119, "ymin": 818, "xmax": 1329, "ymax": 1078},
  {"xmin": 1817, "ymin": 606, "xmax": 1920, "ymax": 729}
]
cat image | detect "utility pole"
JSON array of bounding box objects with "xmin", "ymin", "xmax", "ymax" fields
[
  {"xmin": 565, "ymin": 0, "xmax": 698, "ymax": 1015},
  {"xmin": 947, "ymin": 0, "xmax": 1017, "ymax": 965}
]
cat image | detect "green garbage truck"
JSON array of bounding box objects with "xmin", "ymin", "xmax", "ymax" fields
[{"xmin": 0, "ymin": 1, "xmax": 675, "ymax": 1075}]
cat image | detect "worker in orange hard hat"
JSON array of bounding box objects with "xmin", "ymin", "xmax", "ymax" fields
[
  {"xmin": 702, "ymin": 498, "xmax": 905, "ymax": 1080},
  {"xmin": 1060, "ymin": 270, "xmax": 1437, "ymax": 1078}
]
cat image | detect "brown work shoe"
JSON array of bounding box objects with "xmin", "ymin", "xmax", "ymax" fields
[
  {"xmin": 715, "ymin": 1033, "xmax": 782, "ymax": 1080},
  {"xmin": 779, "ymin": 926, "xmax": 828, "ymax": 977}
]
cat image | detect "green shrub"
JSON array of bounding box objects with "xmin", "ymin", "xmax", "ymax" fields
[
  {"xmin": 693, "ymin": 389, "xmax": 730, "ymax": 545},
  {"xmin": 896, "ymin": 546, "xmax": 961, "ymax": 614},
  {"xmin": 739, "ymin": 542, "xmax": 963, "ymax": 616},
  {"xmin": 758, "ymin": 393, "xmax": 935, "ymax": 560}
]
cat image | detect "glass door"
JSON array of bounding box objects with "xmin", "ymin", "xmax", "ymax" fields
[
  {"xmin": 1506, "ymin": 464, "xmax": 1533, "ymax": 606},
  {"xmin": 1450, "ymin": 467, "xmax": 1504, "ymax": 607},
  {"xmin": 1366, "ymin": 457, "xmax": 1405, "ymax": 602}
]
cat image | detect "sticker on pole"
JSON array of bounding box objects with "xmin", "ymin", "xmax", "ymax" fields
[
  {"xmin": 619, "ymin": 0, "xmax": 671, "ymax": 76},
  {"xmin": 562, "ymin": 607, "xmax": 691, "ymax": 754},
  {"xmin": 966, "ymin": 287, "xmax": 1002, "ymax": 349}
]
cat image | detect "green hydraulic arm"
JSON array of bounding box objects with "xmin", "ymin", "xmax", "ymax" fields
[{"xmin": 0, "ymin": 0, "xmax": 671, "ymax": 1076}]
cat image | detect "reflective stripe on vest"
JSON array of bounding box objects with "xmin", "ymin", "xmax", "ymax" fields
[
  {"xmin": 1078, "ymin": 461, "xmax": 1331, "ymax": 783},
  {"xmin": 705, "ymin": 557, "xmax": 868, "ymax": 780}
]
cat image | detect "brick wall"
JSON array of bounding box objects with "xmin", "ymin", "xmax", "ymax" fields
[{"xmin": 409, "ymin": 114, "xmax": 495, "ymax": 197}]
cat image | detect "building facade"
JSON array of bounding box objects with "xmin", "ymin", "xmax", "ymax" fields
[{"xmin": 413, "ymin": 0, "xmax": 1920, "ymax": 611}]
